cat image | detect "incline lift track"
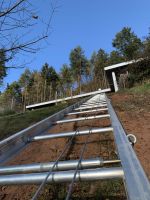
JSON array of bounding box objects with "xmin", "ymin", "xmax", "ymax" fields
[{"xmin": 0, "ymin": 91, "xmax": 150, "ymax": 199}]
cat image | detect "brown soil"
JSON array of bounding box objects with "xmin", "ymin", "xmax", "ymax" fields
[
  {"xmin": 0, "ymin": 110, "xmax": 126, "ymax": 200},
  {"xmin": 110, "ymin": 92, "xmax": 150, "ymax": 179}
]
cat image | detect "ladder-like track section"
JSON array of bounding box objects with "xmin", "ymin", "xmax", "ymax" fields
[{"xmin": 0, "ymin": 92, "xmax": 150, "ymax": 200}]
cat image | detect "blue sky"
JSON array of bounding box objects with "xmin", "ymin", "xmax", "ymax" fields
[{"xmin": 2, "ymin": 0, "xmax": 150, "ymax": 90}]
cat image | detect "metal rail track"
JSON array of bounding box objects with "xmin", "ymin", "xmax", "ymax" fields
[
  {"xmin": 0, "ymin": 97, "xmax": 88, "ymax": 164},
  {"xmin": 0, "ymin": 90, "xmax": 150, "ymax": 200}
]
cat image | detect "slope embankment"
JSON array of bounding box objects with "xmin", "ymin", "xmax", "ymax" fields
[{"xmin": 110, "ymin": 83, "xmax": 150, "ymax": 179}]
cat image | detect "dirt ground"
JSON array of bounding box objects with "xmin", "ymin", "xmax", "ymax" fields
[
  {"xmin": 0, "ymin": 109, "xmax": 126, "ymax": 200},
  {"xmin": 110, "ymin": 92, "xmax": 150, "ymax": 180}
]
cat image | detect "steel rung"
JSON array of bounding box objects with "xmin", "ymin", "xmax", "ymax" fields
[
  {"xmin": 0, "ymin": 167, "xmax": 124, "ymax": 185},
  {"xmin": 29, "ymin": 127, "xmax": 113, "ymax": 142},
  {"xmin": 81, "ymin": 101, "xmax": 106, "ymax": 106},
  {"xmin": 67, "ymin": 108, "xmax": 108, "ymax": 115},
  {"xmin": 0, "ymin": 158, "xmax": 120, "ymax": 175},
  {"xmin": 54, "ymin": 114, "xmax": 110, "ymax": 124},
  {"xmin": 75, "ymin": 104, "xmax": 107, "ymax": 111}
]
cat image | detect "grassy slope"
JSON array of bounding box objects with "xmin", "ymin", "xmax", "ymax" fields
[
  {"xmin": 120, "ymin": 82, "xmax": 150, "ymax": 94},
  {"xmin": 0, "ymin": 102, "xmax": 69, "ymax": 141},
  {"xmin": 130, "ymin": 83, "xmax": 150, "ymax": 93},
  {"xmin": 110, "ymin": 83, "xmax": 150, "ymax": 112}
]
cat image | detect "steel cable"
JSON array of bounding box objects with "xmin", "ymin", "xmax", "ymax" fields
[
  {"xmin": 65, "ymin": 128, "xmax": 92, "ymax": 200},
  {"xmin": 65, "ymin": 96, "xmax": 104, "ymax": 200},
  {"xmin": 65, "ymin": 99, "xmax": 100, "ymax": 200},
  {"xmin": 32, "ymin": 129, "xmax": 80, "ymax": 200}
]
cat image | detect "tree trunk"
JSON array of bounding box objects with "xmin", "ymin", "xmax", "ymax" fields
[
  {"xmin": 36, "ymin": 83, "xmax": 39, "ymax": 103},
  {"xmin": 49, "ymin": 84, "xmax": 52, "ymax": 100},
  {"xmin": 23, "ymin": 88, "xmax": 27, "ymax": 112},
  {"xmin": 11, "ymin": 97, "xmax": 14, "ymax": 110},
  {"xmin": 41, "ymin": 84, "xmax": 43, "ymax": 102},
  {"xmin": 43, "ymin": 79, "xmax": 47, "ymax": 101},
  {"xmin": 70, "ymin": 87, "xmax": 73, "ymax": 97},
  {"xmin": 55, "ymin": 91, "xmax": 58, "ymax": 105},
  {"xmin": 78, "ymin": 75, "xmax": 81, "ymax": 94}
]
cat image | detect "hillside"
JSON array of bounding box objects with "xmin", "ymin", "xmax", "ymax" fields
[
  {"xmin": 0, "ymin": 101, "xmax": 74, "ymax": 141},
  {"xmin": 110, "ymin": 83, "xmax": 150, "ymax": 179}
]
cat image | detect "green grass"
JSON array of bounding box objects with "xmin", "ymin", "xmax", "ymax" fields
[
  {"xmin": 0, "ymin": 102, "xmax": 69, "ymax": 141},
  {"xmin": 128, "ymin": 82, "xmax": 150, "ymax": 94},
  {"xmin": 119, "ymin": 82, "xmax": 150, "ymax": 94},
  {"xmin": 111, "ymin": 82, "xmax": 150, "ymax": 113},
  {"xmin": 0, "ymin": 109, "xmax": 16, "ymax": 117}
]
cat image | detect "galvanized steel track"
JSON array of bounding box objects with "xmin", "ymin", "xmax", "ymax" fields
[
  {"xmin": 106, "ymin": 96, "xmax": 150, "ymax": 200},
  {"xmin": 0, "ymin": 98, "xmax": 88, "ymax": 164},
  {"xmin": 0, "ymin": 89, "xmax": 150, "ymax": 200}
]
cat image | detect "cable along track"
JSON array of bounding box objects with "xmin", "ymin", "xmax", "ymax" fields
[{"xmin": 0, "ymin": 92, "xmax": 150, "ymax": 200}]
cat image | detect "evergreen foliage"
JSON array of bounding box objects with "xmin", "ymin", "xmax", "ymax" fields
[
  {"xmin": 112, "ymin": 27, "xmax": 142, "ymax": 60},
  {"xmin": 0, "ymin": 26, "xmax": 150, "ymax": 113}
]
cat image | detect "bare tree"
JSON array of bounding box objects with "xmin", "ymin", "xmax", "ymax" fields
[{"xmin": 0, "ymin": 0, "xmax": 59, "ymax": 67}]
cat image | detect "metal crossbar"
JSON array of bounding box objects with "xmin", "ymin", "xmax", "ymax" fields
[
  {"xmin": 0, "ymin": 158, "xmax": 120, "ymax": 175},
  {"xmin": 79, "ymin": 105, "xmax": 107, "ymax": 109},
  {"xmin": 67, "ymin": 108, "xmax": 108, "ymax": 115},
  {"xmin": 0, "ymin": 167, "xmax": 124, "ymax": 185},
  {"xmin": 53, "ymin": 114, "xmax": 110, "ymax": 124},
  {"xmin": 74, "ymin": 104, "xmax": 107, "ymax": 111},
  {"xmin": 29, "ymin": 127, "xmax": 113, "ymax": 142}
]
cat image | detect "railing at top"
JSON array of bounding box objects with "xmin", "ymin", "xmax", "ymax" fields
[{"xmin": 26, "ymin": 88, "xmax": 111, "ymax": 110}]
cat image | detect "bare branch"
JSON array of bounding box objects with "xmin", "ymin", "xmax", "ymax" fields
[
  {"xmin": 46, "ymin": 0, "xmax": 61, "ymax": 35},
  {"xmin": 0, "ymin": 0, "xmax": 59, "ymax": 71},
  {"xmin": 0, "ymin": 0, "xmax": 26, "ymax": 18},
  {"xmin": 4, "ymin": 35, "xmax": 48, "ymax": 53}
]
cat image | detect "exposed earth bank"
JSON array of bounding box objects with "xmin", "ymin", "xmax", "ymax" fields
[{"xmin": 110, "ymin": 91, "xmax": 150, "ymax": 179}]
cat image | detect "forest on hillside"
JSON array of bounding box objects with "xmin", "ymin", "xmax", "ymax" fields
[
  {"xmin": 0, "ymin": 0, "xmax": 150, "ymax": 113},
  {"xmin": 0, "ymin": 26, "xmax": 150, "ymax": 113}
]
